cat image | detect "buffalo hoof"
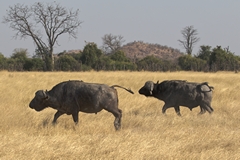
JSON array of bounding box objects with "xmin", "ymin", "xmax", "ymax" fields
[
  {"xmin": 177, "ymin": 113, "xmax": 182, "ymax": 116},
  {"xmin": 114, "ymin": 124, "xmax": 121, "ymax": 131}
]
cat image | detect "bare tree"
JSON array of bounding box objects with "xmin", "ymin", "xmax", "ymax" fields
[
  {"xmin": 3, "ymin": 2, "xmax": 82, "ymax": 70},
  {"xmin": 102, "ymin": 34, "xmax": 125, "ymax": 54},
  {"xmin": 178, "ymin": 26, "xmax": 200, "ymax": 55}
]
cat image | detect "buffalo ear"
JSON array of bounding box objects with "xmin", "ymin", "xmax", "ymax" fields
[
  {"xmin": 149, "ymin": 82, "xmax": 154, "ymax": 95},
  {"xmin": 44, "ymin": 90, "xmax": 49, "ymax": 100},
  {"xmin": 35, "ymin": 90, "xmax": 45, "ymax": 98},
  {"xmin": 144, "ymin": 81, "xmax": 154, "ymax": 95},
  {"xmin": 36, "ymin": 90, "xmax": 49, "ymax": 100}
]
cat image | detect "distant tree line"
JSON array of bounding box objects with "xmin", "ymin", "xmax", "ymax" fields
[
  {"xmin": 0, "ymin": 43, "xmax": 239, "ymax": 72},
  {"xmin": 178, "ymin": 45, "xmax": 240, "ymax": 72}
]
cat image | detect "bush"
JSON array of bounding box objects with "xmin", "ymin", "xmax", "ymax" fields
[{"xmin": 55, "ymin": 55, "xmax": 80, "ymax": 71}]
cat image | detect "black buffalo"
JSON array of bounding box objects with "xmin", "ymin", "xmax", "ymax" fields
[
  {"xmin": 138, "ymin": 80, "xmax": 214, "ymax": 116},
  {"xmin": 29, "ymin": 80, "xmax": 134, "ymax": 130}
]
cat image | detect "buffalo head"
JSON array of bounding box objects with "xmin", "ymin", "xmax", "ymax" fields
[
  {"xmin": 138, "ymin": 81, "xmax": 156, "ymax": 96},
  {"xmin": 29, "ymin": 90, "xmax": 49, "ymax": 111}
]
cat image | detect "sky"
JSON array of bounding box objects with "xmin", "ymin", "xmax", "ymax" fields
[{"xmin": 0, "ymin": 0, "xmax": 239, "ymax": 57}]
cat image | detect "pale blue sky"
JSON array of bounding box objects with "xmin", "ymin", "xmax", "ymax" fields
[{"xmin": 0, "ymin": 0, "xmax": 239, "ymax": 57}]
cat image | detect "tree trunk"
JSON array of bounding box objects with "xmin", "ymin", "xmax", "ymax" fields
[{"xmin": 51, "ymin": 53, "xmax": 54, "ymax": 71}]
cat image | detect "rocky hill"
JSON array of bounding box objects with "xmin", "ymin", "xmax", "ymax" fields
[{"xmin": 120, "ymin": 41, "xmax": 183, "ymax": 61}]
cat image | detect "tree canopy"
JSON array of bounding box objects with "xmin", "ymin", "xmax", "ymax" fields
[
  {"xmin": 102, "ymin": 34, "xmax": 125, "ymax": 54},
  {"xmin": 178, "ymin": 26, "xmax": 200, "ymax": 55},
  {"xmin": 3, "ymin": 2, "xmax": 82, "ymax": 71}
]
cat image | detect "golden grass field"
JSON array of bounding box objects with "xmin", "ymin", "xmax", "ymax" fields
[{"xmin": 0, "ymin": 71, "xmax": 240, "ymax": 160}]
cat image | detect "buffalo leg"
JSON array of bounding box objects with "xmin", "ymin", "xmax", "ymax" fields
[
  {"xmin": 174, "ymin": 106, "xmax": 181, "ymax": 116},
  {"xmin": 162, "ymin": 104, "xmax": 172, "ymax": 115},
  {"xmin": 52, "ymin": 110, "xmax": 64, "ymax": 124},
  {"xmin": 208, "ymin": 105, "xmax": 214, "ymax": 112},
  {"xmin": 206, "ymin": 104, "xmax": 214, "ymax": 114},
  {"xmin": 200, "ymin": 103, "xmax": 213, "ymax": 114},
  {"xmin": 72, "ymin": 112, "xmax": 79, "ymax": 124},
  {"xmin": 198, "ymin": 107, "xmax": 206, "ymax": 115},
  {"xmin": 118, "ymin": 109, "xmax": 122, "ymax": 123},
  {"xmin": 114, "ymin": 109, "xmax": 122, "ymax": 131},
  {"xmin": 106, "ymin": 108, "xmax": 122, "ymax": 130}
]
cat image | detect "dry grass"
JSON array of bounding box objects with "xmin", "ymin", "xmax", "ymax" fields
[{"xmin": 1, "ymin": 71, "xmax": 240, "ymax": 160}]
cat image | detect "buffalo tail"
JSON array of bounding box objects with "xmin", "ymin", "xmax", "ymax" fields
[{"xmin": 111, "ymin": 85, "xmax": 134, "ymax": 94}]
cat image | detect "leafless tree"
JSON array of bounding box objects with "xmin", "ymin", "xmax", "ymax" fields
[
  {"xmin": 3, "ymin": 2, "xmax": 82, "ymax": 70},
  {"xmin": 178, "ymin": 26, "xmax": 200, "ymax": 55},
  {"xmin": 102, "ymin": 34, "xmax": 125, "ymax": 54}
]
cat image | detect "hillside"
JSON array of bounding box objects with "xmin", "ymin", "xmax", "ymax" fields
[{"xmin": 120, "ymin": 41, "xmax": 183, "ymax": 61}]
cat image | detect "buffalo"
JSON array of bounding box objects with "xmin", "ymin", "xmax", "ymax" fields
[
  {"xmin": 29, "ymin": 80, "xmax": 134, "ymax": 130},
  {"xmin": 138, "ymin": 80, "xmax": 214, "ymax": 116}
]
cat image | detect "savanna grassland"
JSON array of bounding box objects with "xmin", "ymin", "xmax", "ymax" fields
[{"xmin": 0, "ymin": 71, "xmax": 240, "ymax": 160}]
